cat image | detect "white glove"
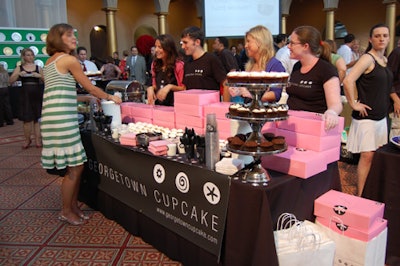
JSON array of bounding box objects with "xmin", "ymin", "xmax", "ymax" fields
[{"xmin": 323, "ymin": 109, "xmax": 339, "ymax": 131}]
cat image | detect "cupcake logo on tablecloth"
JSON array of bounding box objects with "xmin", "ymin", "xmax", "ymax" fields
[
  {"xmin": 175, "ymin": 172, "xmax": 189, "ymax": 193},
  {"xmin": 153, "ymin": 163, "xmax": 166, "ymax": 184},
  {"xmin": 203, "ymin": 182, "xmax": 220, "ymax": 205}
]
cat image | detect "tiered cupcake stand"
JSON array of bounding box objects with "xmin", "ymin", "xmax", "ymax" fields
[{"xmin": 226, "ymin": 82, "xmax": 288, "ymax": 185}]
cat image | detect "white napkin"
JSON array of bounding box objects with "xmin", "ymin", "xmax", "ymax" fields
[{"xmin": 215, "ymin": 157, "xmax": 244, "ymax": 175}]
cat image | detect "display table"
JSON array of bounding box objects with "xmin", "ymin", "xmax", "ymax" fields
[
  {"xmin": 362, "ymin": 144, "xmax": 400, "ymax": 265},
  {"xmin": 79, "ymin": 132, "xmax": 341, "ymax": 266}
]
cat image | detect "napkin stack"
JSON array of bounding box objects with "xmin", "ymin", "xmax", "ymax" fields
[
  {"xmin": 215, "ymin": 157, "xmax": 244, "ymax": 175},
  {"xmin": 119, "ymin": 133, "xmax": 137, "ymax": 146},
  {"xmin": 148, "ymin": 140, "xmax": 169, "ymax": 156}
]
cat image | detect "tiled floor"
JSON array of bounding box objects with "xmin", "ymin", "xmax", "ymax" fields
[{"xmin": 0, "ymin": 120, "xmax": 357, "ymax": 265}]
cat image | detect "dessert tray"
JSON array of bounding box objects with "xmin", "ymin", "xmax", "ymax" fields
[{"xmin": 226, "ymin": 76, "xmax": 289, "ymax": 185}]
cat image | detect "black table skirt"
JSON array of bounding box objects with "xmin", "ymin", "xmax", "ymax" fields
[
  {"xmin": 362, "ymin": 144, "xmax": 400, "ymax": 265},
  {"xmin": 79, "ymin": 132, "xmax": 341, "ymax": 266}
]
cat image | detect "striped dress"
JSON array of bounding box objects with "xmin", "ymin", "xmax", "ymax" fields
[{"xmin": 41, "ymin": 55, "xmax": 87, "ymax": 169}]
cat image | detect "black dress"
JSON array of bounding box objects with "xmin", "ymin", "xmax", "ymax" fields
[{"xmin": 18, "ymin": 65, "xmax": 43, "ymax": 122}]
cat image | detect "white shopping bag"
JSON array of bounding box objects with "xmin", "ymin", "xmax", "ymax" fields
[
  {"xmin": 316, "ymin": 219, "xmax": 387, "ymax": 266},
  {"xmin": 274, "ymin": 213, "xmax": 336, "ymax": 266}
]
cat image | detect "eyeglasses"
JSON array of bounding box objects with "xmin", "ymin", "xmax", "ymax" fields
[{"xmin": 288, "ymin": 41, "xmax": 302, "ymax": 46}]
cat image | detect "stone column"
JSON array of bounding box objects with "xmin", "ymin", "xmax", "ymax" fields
[
  {"xmin": 323, "ymin": 0, "xmax": 339, "ymax": 40},
  {"xmin": 281, "ymin": 0, "xmax": 292, "ymax": 34},
  {"xmin": 102, "ymin": 0, "xmax": 118, "ymax": 56},
  {"xmin": 383, "ymin": 0, "xmax": 397, "ymax": 54},
  {"xmin": 154, "ymin": 0, "xmax": 170, "ymax": 34}
]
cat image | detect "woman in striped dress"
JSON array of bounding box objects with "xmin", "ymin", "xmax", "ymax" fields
[{"xmin": 41, "ymin": 23, "xmax": 121, "ymax": 225}]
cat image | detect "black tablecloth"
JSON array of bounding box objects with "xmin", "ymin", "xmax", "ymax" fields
[
  {"xmin": 362, "ymin": 144, "xmax": 400, "ymax": 265},
  {"xmin": 79, "ymin": 132, "xmax": 341, "ymax": 266}
]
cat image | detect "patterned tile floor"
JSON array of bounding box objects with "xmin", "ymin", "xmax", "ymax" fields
[{"xmin": 0, "ymin": 120, "xmax": 358, "ymax": 265}]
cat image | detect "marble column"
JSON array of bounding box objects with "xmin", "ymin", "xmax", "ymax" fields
[
  {"xmin": 383, "ymin": 0, "xmax": 397, "ymax": 54},
  {"xmin": 323, "ymin": 0, "xmax": 339, "ymax": 40},
  {"xmin": 154, "ymin": 0, "xmax": 170, "ymax": 34},
  {"xmin": 281, "ymin": 0, "xmax": 292, "ymax": 34},
  {"xmin": 102, "ymin": 0, "xmax": 118, "ymax": 56},
  {"xmin": 102, "ymin": 7, "xmax": 118, "ymax": 55}
]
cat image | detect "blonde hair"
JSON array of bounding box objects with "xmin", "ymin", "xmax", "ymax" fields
[
  {"xmin": 20, "ymin": 48, "xmax": 35, "ymax": 64},
  {"xmin": 244, "ymin": 25, "xmax": 275, "ymax": 71}
]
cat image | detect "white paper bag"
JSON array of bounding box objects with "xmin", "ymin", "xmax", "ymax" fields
[
  {"xmin": 316, "ymin": 219, "xmax": 387, "ymax": 266},
  {"xmin": 274, "ymin": 213, "xmax": 336, "ymax": 266}
]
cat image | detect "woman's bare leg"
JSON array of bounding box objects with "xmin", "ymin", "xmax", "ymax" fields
[
  {"xmin": 357, "ymin": 151, "xmax": 374, "ymax": 196},
  {"xmin": 61, "ymin": 165, "xmax": 84, "ymax": 223}
]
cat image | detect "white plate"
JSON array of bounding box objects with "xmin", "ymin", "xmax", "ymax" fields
[
  {"xmin": 11, "ymin": 32, "xmax": 22, "ymax": 42},
  {"xmin": 40, "ymin": 33, "xmax": 47, "ymax": 42},
  {"xmin": 35, "ymin": 59, "xmax": 44, "ymax": 68},
  {"xmin": 42, "ymin": 46, "xmax": 47, "ymax": 55},
  {"xmin": 26, "ymin": 33, "xmax": 35, "ymax": 42},
  {"xmin": 16, "ymin": 46, "xmax": 24, "ymax": 55},
  {"xmin": 3, "ymin": 47, "xmax": 12, "ymax": 56},
  {"xmin": 30, "ymin": 46, "xmax": 39, "ymax": 55},
  {"xmin": 390, "ymin": 135, "xmax": 400, "ymax": 149},
  {"xmin": 0, "ymin": 32, "xmax": 5, "ymax": 42},
  {"xmin": 0, "ymin": 61, "xmax": 8, "ymax": 70}
]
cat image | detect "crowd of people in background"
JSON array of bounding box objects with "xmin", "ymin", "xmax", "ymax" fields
[{"xmin": 1, "ymin": 22, "xmax": 400, "ymax": 198}]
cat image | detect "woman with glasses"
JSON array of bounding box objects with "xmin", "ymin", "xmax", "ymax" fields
[{"xmin": 286, "ymin": 25, "xmax": 342, "ymax": 130}]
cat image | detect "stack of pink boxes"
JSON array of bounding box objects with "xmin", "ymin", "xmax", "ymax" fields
[
  {"xmin": 174, "ymin": 90, "xmax": 220, "ymax": 136},
  {"xmin": 203, "ymin": 102, "xmax": 231, "ymax": 139},
  {"xmin": 120, "ymin": 102, "xmax": 136, "ymax": 123},
  {"xmin": 314, "ymin": 190, "xmax": 387, "ymax": 265},
  {"xmin": 148, "ymin": 140, "xmax": 169, "ymax": 156},
  {"xmin": 127, "ymin": 102, "xmax": 154, "ymax": 124},
  {"xmin": 153, "ymin": 105, "xmax": 175, "ymax": 129},
  {"xmin": 261, "ymin": 110, "xmax": 344, "ymax": 179},
  {"xmin": 314, "ymin": 190, "xmax": 387, "ymax": 242}
]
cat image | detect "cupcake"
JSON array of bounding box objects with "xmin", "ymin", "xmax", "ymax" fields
[
  {"xmin": 237, "ymin": 106, "xmax": 250, "ymax": 117},
  {"xmin": 227, "ymin": 136, "xmax": 244, "ymax": 148},
  {"xmin": 277, "ymin": 104, "xmax": 289, "ymax": 117},
  {"xmin": 265, "ymin": 107, "xmax": 276, "ymax": 118},
  {"xmin": 272, "ymin": 136, "xmax": 286, "ymax": 149},
  {"xmin": 262, "ymin": 132, "xmax": 275, "ymax": 141},
  {"xmin": 251, "ymin": 107, "xmax": 267, "ymax": 118},
  {"xmin": 235, "ymin": 133, "xmax": 247, "ymax": 142},
  {"xmin": 229, "ymin": 103, "xmax": 242, "ymax": 116},
  {"xmin": 260, "ymin": 141, "xmax": 274, "ymax": 151},
  {"xmin": 243, "ymin": 140, "xmax": 258, "ymax": 152}
]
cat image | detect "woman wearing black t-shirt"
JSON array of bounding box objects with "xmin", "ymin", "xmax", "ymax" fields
[{"xmin": 286, "ymin": 25, "xmax": 342, "ymax": 130}]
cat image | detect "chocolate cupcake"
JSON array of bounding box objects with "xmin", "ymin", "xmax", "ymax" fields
[
  {"xmin": 243, "ymin": 140, "xmax": 258, "ymax": 152},
  {"xmin": 272, "ymin": 136, "xmax": 286, "ymax": 148},
  {"xmin": 229, "ymin": 103, "xmax": 242, "ymax": 116},
  {"xmin": 237, "ymin": 106, "xmax": 250, "ymax": 117},
  {"xmin": 277, "ymin": 104, "xmax": 289, "ymax": 117},
  {"xmin": 251, "ymin": 108, "xmax": 267, "ymax": 118},
  {"xmin": 228, "ymin": 136, "xmax": 244, "ymax": 148},
  {"xmin": 260, "ymin": 141, "xmax": 274, "ymax": 151},
  {"xmin": 262, "ymin": 132, "xmax": 275, "ymax": 141}
]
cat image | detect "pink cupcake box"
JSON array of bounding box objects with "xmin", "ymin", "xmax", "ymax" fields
[
  {"xmin": 129, "ymin": 103, "xmax": 153, "ymax": 119},
  {"xmin": 275, "ymin": 128, "xmax": 341, "ymax": 152},
  {"xmin": 204, "ymin": 102, "xmax": 231, "ymax": 120},
  {"xmin": 174, "ymin": 102, "xmax": 204, "ymax": 117},
  {"xmin": 175, "ymin": 113, "xmax": 204, "ymax": 129},
  {"xmin": 153, "ymin": 106, "xmax": 175, "ymax": 122},
  {"xmin": 316, "ymin": 216, "xmax": 387, "ymax": 242},
  {"xmin": 276, "ymin": 110, "xmax": 344, "ymax": 136},
  {"xmin": 314, "ymin": 189, "xmax": 385, "ymax": 231},
  {"xmin": 174, "ymin": 89, "xmax": 220, "ymax": 105},
  {"xmin": 261, "ymin": 145, "xmax": 327, "ymax": 179}
]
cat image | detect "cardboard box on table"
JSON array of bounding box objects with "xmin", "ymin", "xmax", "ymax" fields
[
  {"xmin": 174, "ymin": 90, "xmax": 220, "ymax": 117},
  {"xmin": 204, "ymin": 102, "xmax": 231, "ymax": 120},
  {"xmin": 314, "ymin": 190, "xmax": 385, "ymax": 231},
  {"xmin": 316, "ymin": 216, "xmax": 387, "ymax": 242},
  {"xmin": 260, "ymin": 110, "xmax": 343, "ymax": 178},
  {"xmin": 275, "ymin": 110, "xmax": 344, "ymax": 136},
  {"xmin": 119, "ymin": 133, "xmax": 137, "ymax": 146},
  {"xmin": 129, "ymin": 103, "xmax": 153, "ymax": 119}
]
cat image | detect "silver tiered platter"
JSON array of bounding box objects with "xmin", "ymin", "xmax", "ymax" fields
[{"xmin": 226, "ymin": 80, "xmax": 288, "ymax": 185}]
